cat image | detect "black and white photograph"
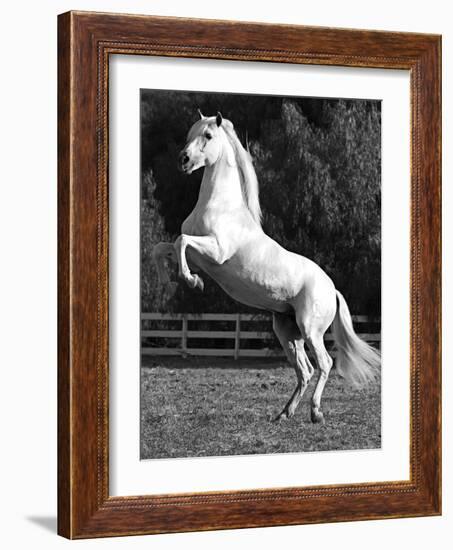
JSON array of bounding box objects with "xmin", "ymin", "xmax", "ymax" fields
[
  {"xmin": 140, "ymin": 89, "xmax": 382, "ymax": 460},
  {"xmin": 1, "ymin": 0, "xmax": 446, "ymax": 546}
]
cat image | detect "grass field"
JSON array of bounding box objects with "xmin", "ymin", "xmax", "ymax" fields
[{"xmin": 140, "ymin": 356, "xmax": 381, "ymax": 459}]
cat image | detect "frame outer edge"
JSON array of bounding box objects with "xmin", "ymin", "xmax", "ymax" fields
[
  {"xmin": 408, "ymin": 38, "xmax": 441, "ymax": 515},
  {"xmin": 57, "ymin": 10, "xmax": 442, "ymax": 538},
  {"xmin": 435, "ymin": 35, "xmax": 442, "ymax": 515},
  {"xmin": 57, "ymin": 11, "xmax": 73, "ymax": 539},
  {"xmin": 423, "ymin": 36, "xmax": 442, "ymax": 515},
  {"xmin": 64, "ymin": 10, "xmax": 106, "ymax": 538}
]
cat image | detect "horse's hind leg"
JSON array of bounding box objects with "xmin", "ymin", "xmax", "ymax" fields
[
  {"xmin": 306, "ymin": 333, "xmax": 333, "ymax": 424},
  {"xmin": 272, "ymin": 313, "xmax": 314, "ymax": 422}
]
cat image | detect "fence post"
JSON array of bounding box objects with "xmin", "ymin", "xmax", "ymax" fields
[
  {"xmin": 182, "ymin": 314, "xmax": 188, "ymax": 357},
  {"xmin": 234, "ymin": 313, "xmax": 241, "ymax": 360}
]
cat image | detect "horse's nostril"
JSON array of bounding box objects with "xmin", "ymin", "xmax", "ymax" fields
[{"xmin": 182, "ymin": 154, "xmax": 189, "ymax": 164}]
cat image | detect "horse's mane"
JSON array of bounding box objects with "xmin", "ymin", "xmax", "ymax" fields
[{"xmin": 222, "ymin": 121, "xmax": 262, "ymax": 225}]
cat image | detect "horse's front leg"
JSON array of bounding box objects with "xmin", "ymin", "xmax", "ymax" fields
[{"xmin": 174, "ymin": 234, "xmax": 226, "ymax": 291}]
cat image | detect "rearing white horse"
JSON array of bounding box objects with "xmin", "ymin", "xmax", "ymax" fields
[{"xmin": 153, "ymin": 111, "xmax": 380, "ymax": 423}]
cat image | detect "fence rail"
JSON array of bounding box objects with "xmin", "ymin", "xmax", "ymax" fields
[{"xmin": 141, "ymin": 312, "xmax": 380, "ymax": 359}]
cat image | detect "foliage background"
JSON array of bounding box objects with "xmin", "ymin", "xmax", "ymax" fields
[{"xmin": 141, "ymin": 90, "xmax": 381, "ymax": 316}]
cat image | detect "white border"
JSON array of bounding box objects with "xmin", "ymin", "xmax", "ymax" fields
[{"xmin": 109, "ymin": 55, "xmax": 410, "ymax": 496}]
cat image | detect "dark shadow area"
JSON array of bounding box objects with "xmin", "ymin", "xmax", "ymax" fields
[{"xmin": 26, "ymin": 515, "xmax": 57, "ymax": 534}]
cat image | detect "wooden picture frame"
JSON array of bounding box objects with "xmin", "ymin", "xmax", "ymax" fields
[{"xmin": 58, "ymin": 10, "xmax": 441, "ymax": 539}]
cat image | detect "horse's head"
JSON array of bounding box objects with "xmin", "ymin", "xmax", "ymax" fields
[{"xmin": 178, "ymin": 110, "xmax": 228, "ymax": 174}]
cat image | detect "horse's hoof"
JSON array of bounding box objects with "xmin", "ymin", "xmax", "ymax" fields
[
  {"xmin": 193, "ymin": 274, "xmax": 204, "ymax": 291},
  {"xmin": 272, "ymin": 410, "xmax": 289, "ymax": 423},
  {"xmin": 185, "ymin": 274, "xmax": 204, "ymax": 290},
  {"xmin": 186, "ymin": 277, "xmax": 196, "ymax": 289},
  {"xmin": 310, "ymin": 408, "xmax": 325, "ymax": 424}
]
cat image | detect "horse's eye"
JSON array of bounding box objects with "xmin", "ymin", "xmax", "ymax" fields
[{"xmin": 205, "ymin": 132, "xmax": 212, "ymax": 140}]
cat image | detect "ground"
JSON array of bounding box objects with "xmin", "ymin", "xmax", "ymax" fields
[{"xmin": 140, "ymin": 356, "xmax": 381, "ymax": 459}]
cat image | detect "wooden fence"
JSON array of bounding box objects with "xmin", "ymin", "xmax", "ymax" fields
[{"xmin": 141, "ymin": 312, "xmax": 380, "ymax": 359}]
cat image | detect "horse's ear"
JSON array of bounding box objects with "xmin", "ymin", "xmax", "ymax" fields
[
  {"xmin": 216, "ymin": 112, "xmax": 223, "ymax": 127},
  {"xmin": 197, "ymin": 108, "xmax": 206, "ymax": 120}
]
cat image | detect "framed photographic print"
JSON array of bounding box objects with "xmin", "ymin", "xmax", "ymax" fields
[{"xmin": 58, "ymin": 11, "xmax": 441, "ymax": 539}]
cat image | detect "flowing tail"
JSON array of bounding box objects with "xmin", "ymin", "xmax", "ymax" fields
[{"xmin": 331, "ymin": 290, "xmax": 380, "ymax": 387}]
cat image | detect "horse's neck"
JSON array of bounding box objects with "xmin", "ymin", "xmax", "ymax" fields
[{"xmin": 196, "ymin": 155, "xmax": 244, "ymax": 212}]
